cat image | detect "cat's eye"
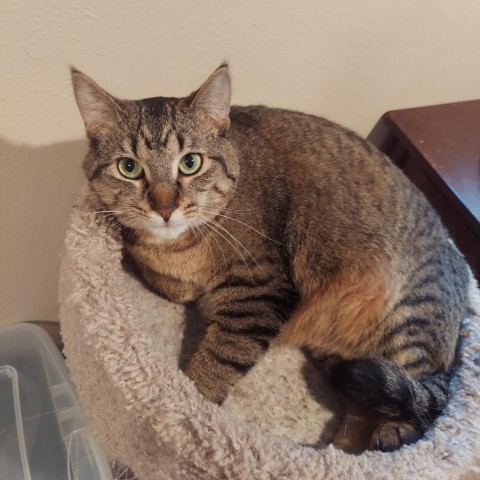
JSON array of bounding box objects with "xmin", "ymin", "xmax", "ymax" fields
[
  {"xmin": 118, "ymin": 157, "xmax": 144, "ymax": 179},
  {"xmin": 178, "ymin": 153, "xmax": 202, "ymax": 175}
]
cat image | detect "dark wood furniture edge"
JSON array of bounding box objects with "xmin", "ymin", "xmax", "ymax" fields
[{"xmin": 369, "ymin": 112, "xmax": 480, "ymax": 238}]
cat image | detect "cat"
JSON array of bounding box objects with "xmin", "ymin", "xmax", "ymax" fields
[{"xmin": 71, "ymin": 63, "xmax": 469, "ymax": 452}]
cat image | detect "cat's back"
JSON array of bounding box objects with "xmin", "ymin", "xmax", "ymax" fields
[
  {"xmin": 228, "ymin": 104, "xmax": 415, "ymax": 230},
  {"xmin": 227, "ymin": 104, "xmax": 457, "ymax": 269},
  {"xmin": 229, "ymin": 104, "xmax": 367, "ymax": 147},
  {"xmin": 229, "ymin": 104, "xmax": 404, "ymax": 185},
  {"xmin": 229, "ymin": 104, "xmax": 337, "ymax": 147}
]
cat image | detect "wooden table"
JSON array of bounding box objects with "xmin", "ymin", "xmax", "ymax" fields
[{"xmin": 368, "ymin": 100, "xmax": 480, "ymax": 281}]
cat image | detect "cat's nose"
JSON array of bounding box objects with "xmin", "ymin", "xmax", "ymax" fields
[{"xmin": 157, "ymin": 205, "xmax": 176, "ymax": 222}]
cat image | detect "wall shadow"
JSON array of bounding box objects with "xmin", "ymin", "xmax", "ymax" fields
[{"xmin": 0, "ymin": 136, "xmax": 87, "ymax": 323}]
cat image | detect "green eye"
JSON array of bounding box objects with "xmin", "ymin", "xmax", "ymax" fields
[
  {"xmin": 179, "ymin": 153, "xmax": 202, "ymax": 175},
  {"xmin": 118, "ymin": 158, "xmax": 144, "ymax": 179}
]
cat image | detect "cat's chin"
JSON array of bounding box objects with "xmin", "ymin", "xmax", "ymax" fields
[{"xmin": 144, "ymin": 222, "xmax": 191, "ymax": 241}]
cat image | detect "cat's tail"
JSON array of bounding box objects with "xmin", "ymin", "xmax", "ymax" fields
[{"xmin": 330, "ymin": 357, "xmax": 451, "ymax": 432}]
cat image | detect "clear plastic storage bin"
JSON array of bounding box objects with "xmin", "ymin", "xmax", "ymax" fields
[{"xmin": 0, "ymin": 323, "xmax": 113, "ymax": 480}]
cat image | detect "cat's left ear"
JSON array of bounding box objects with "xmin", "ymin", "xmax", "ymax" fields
[{"xmin": 186, "ymin": 64, "xmax": 231, "ymax": 133}]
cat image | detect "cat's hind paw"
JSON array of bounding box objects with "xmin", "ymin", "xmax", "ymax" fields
[{"xmin": 369, "ymin": 420, "xmax": 422, "ymax": 452}]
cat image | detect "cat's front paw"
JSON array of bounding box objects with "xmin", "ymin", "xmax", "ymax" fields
[
  {"xmin": 185, "ymin": 369, "xmax": 227, "ymax": 404},
  {"xmin": 184, "ymin": 357, "xmax": 229, "ymax": 405},
  {"xmin": 369, "ymin": 420, "xmax": 422, "ymax": 451}
]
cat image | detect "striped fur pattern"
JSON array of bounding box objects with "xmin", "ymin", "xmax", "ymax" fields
[{"xmin": 71, "ymin": 64, "xmax": 469, "ymax": 452}]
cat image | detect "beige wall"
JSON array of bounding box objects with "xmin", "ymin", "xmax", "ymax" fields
[{"xmin": 1, "ymin": 0, "xmax": 480, "ymax": 324}]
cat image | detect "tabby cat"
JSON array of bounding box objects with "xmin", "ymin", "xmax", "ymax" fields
[{"xmin": 71, "ymin": 63, "xmax": 469, "ymax": 452}]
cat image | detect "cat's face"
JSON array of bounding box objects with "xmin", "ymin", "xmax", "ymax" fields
[{"xmin": 72, "ymin": 65, "xmax": 239, "ymax": 241}]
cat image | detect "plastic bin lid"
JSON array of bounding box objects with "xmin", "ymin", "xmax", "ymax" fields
[{"xmin": 0, "ymin": 323, "xmax": 113, "ymax": 480}]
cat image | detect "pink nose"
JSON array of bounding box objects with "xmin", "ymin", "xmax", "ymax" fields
[{"xmin": 157, "ymin": 205, "xmax": 176, "ymax": 222}]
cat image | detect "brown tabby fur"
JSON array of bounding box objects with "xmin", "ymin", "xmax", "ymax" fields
[{"xmin": 71, "ymin": 64, "xmax": 469, "ymax": 452}]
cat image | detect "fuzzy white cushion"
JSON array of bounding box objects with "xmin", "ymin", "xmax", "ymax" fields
[{"xmin": 59, "ymin": 187, "xmax": 480, "ymax": 480}]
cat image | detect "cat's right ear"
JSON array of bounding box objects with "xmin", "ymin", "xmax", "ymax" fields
[{"xmin": 70, "ymin": 67, "xmax": 120, "ymax": 136}]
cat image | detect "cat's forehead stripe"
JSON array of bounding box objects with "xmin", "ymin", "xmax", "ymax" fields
[
  {"xmin": 177, "ymin": 131, "xmax": 185, "ymax": 151},
  {"xmin": 139, "ymin": 96, "xmax": 177, "ymax": 116},
  {"xmin": 160, "ymin": 127, "xmax": 175, "ymax": 149},
  {"xmin": 137, "ymin": 121, "xmax": 154, "ymax": 151}
]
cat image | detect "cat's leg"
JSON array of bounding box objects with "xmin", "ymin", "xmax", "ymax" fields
[
  {"xmin": 185, "ymin": 322, "xmax": 269, "ymax": 403},
  {"xmin": 279, "ymin": 263, "xmax": 459, "ymax": 451},
  {"xmin": 185, "ymin": 281, "xmax": 297, "ymax": 404},
  {"xmin": 331, "ymin": 401, "xmax": 379, "ymax": 453},
  {"xmin": 330, "ymin": 255, "xmax": 467, "ymax": 451}
]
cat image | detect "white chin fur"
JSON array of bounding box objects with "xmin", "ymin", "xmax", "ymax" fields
[
  {"xmin": 143, "ymin": 213, "xmax": 191, "ymax": 241},
  {"xmin": 146, "ymin": 222, "xmax": 190, "ymax": 240}
]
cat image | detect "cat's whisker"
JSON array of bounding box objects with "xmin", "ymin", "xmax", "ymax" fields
[
  {"xmin": 191, "ymin": 219, "xmax": 219, "ymax": 272},
  {"xmin": 90, "ymin": 210, "xmax": 125, "ymax": 235},
  {"xmin": 200, "ymin": 208, "xmax": 291, "ymax": 247},
  {"xmin": 92, "ymin": 210, "xmax": 123, "ymax": 215},
  {"xmin": 190, "ymin": 222, "xmax": 201, "ymax": 242},
  {"xmin": 208, "ymin": 217, "xmax": 265, "ymax": 275},
  {"xmin": 197, "ymin": 220, "xmax": 228, "ymax": 271},
  {"xmin": 196, "ymin": 214, "xmax": 255, "ymax": 281},
  {"xmin": 197, "ymin": 213, "xmax": 263, "ymax": 278},
  {"xmin": 196, "ymin": 214, "xmax": 242, "ymax": 258},
  {"xmin": 104, "ymin": 222, "xmax": 124, "ymax": 237},
  {"xmin": 216, "ymin": 205, "xmax": 279, "ymax": 214},
  {"xmin": 102, "ymin": 215, "xmax": 120, "ymax": 225}
]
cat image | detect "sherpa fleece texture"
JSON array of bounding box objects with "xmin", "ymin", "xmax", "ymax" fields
[{"xmin": 59, "ymin": 187, "xmax": 480, "ymax": 480}]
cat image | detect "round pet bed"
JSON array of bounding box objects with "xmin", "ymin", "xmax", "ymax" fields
[{"xmin": 59, "ymin": 187, "xmax": 480, "ymax": 480}]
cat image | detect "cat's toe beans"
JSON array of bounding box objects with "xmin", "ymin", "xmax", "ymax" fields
[{"xmin": 369, "ymin": 420, "xmax": 422, "ymax": 452}]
